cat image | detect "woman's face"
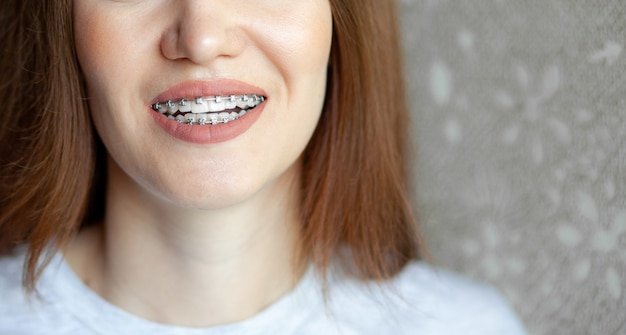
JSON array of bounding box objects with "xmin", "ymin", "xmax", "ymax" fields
[{"xmin": 74, "ymin": 0, "xmax": 333, "ymax": 208}]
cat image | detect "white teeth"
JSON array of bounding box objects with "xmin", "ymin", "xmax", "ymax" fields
[
  {"xmin": 154, "ymin": 102, "xmax": 166, "ymax": 114},
  {"xmin": 184, "ymin": 113, "xmax": 196, "ymax": 123},
  {"xmin": 236, "ymin": 95, "xmax": 248, "ymax": 109},
  {"xmin": 247, "ymin": 95, "xmax": 258, "ymax": 108},
  {"xmin": 166, "ymin": 110, "xmax": 246, "ymax": 126},
  {"xmin": 152, "ymin": 94, "xmax": 265, "ymax": 125},
  {"xmin": 208, "ymin": 113, "xmax": 219, "ymax": 124},
  {"xmin": 191, "ymin": 100, "xmax": 208, "ymax": 113},
  {"xmin": 179, "ymin": 99, "xmax": 192, "ymax": 113},
  {"xmin": 218, "ymin": 112, "xmax": 230, "ymax": 123},
  {"xmin": 197, "ymin": 115, "xmax": 208, "ymax": 125},
  {"xmin": 208, "ymin": 99, "xmax": 226, "ymax": 112},
  {"xmin": 225, "ymin": 95, "xmax": 237, "ymax": 109},
  {"xmin": 153, "ymin": 94, "xmax": 264, "ymax": 115},
  {"xmin": 167, "ymin": 100, "xmax": 178, "ymax": 114}
]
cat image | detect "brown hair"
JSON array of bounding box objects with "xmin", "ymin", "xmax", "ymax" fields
[
  {"xmin": 301, "ymin": 0, "xmax": 424, "ymax": 279},
  {"xmin": 0, "ymin": 0, "xmax": 425, "ymax": 290},
  {"xmin": 0, "ymin": 0, "xmax": 94, "ymax": 290}
]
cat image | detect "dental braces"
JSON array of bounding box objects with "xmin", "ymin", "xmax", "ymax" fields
[
  {"xmin": 169, "ymin": 110, "xmax": 248, "ymax": 125},
  {"xmin": 151, "ymin": 94, "xmax": 265, "ymax": 112}
]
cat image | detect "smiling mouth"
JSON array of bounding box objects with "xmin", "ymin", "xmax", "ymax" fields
[{"xmin": 151, "ymin": 94, "xmax": 265, "ymax": 125}]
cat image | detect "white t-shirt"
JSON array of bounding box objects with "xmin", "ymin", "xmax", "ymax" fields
[{"xmin": 0, "ymin": 248, "xmax": 527, "ymax": 334}]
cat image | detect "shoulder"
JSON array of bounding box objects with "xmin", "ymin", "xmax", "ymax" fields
[
  {"xmin": 325, "ymin": 261, "xmax": 527, "ymax": 335},
  {"xmin": 0, "ymin": 248, "xmax": 83, "ymax": 335},
  {"xmin": 0, "ymin": 247, "xmax": 31, "ymax": 310},
  {"xmin": 395, "ymin": 262, "xmax": 526, "ymax": 333}
]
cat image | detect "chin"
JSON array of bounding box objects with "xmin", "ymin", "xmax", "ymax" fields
[{"xmin": 144, "ymin": 174, "xmax": 266, "ymax": 211}]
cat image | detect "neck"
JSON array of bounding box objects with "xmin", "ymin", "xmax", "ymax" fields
[{"xmin": 66, "ymin": 158, "xmax": 305, "ymax": 327}]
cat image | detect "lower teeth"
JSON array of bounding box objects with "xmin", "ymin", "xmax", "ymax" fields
[{"xmin": 167, "ymin": 108, "xmax": 251, "ymax": 125}]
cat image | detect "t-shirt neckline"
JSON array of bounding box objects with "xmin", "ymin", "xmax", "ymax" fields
[{"xmin": 40, "ymin": 252, "xmax": 321, "ymax": 335}]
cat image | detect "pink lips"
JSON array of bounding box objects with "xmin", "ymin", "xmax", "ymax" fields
[{"xmin": 149, "ymin": 80, "xmax": 267, "ymax": 144}]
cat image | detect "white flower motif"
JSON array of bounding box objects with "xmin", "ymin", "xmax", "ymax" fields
[
  {"xmin": 557, "ymin": 188, "xmax": 626, "ymax": 301},
  {"xmin": 589, "ymin": 40, "xmax": 623, "ymax": 66},
  {"xmin": 444, "ymin": 117, "xmax": 462, "ymax": 144},
  {"xmin": 494, "ymin": 63, "xmax": 571, "ymax": 165},
  {"xmin": 572, "ymin": 190, "xmax": 626, "ymax": 251},
  {"xmin": 429, "ymin": 60, "xmax": 453, "ymax": 106},
  {"xmin": 456, "ymin": 170, "xmax": 526, "ymax": 280},
  {"xmin": 605, "ymin": 266, "xmax": 622, "ymax": 300}
]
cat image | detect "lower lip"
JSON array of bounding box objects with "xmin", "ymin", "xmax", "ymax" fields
[{"xmin": 150, "ymin": 103, "xmax": 265, "ymax": 144}]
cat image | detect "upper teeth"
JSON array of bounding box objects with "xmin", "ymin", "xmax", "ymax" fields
[{"xmin": 152, "ymin": 94, "xmax": 265, "ymax": 115}]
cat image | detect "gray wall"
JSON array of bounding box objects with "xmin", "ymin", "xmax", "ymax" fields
[{"xmin": 400, "ymin": 1, "xmax": 625, "ymax": 334}]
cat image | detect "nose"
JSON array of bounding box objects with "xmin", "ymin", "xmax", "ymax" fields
[{"xmin": 160, "ymin": 0, "xmax": 245, "ymax": 65}]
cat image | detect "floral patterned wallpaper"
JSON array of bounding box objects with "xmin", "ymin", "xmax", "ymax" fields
[{"xmin": 399, "ymin": 1, "xmax": 625, "ymax": 334}]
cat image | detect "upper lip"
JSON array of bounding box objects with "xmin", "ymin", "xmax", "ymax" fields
[{"xmin": 150, "ymin": 79, "xmax": 267, "ymax": 105}]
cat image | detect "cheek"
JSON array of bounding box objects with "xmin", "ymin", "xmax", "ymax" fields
[
  {"xmin": 74, "ymin": 4, "xmax": 111, "ymax": 88},
  {"xmin": 248, "ymin": 2, "xmax": 333, "ymax": 83},
  {"xmin": 73, "ymin": 3, "xmax": 142, "ymax": 162},
  {"xmin": 73, "ymin": 2, "xmax": 148, "ymax": 96},
  {"xmin": 276, "ymin": 22, "xmax": 332, "ymax": 74}
]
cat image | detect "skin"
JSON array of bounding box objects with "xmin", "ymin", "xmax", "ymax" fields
[{"xmin": 66, "ymin": 0, "xmax": 333, "ymax": 327}]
